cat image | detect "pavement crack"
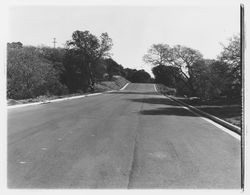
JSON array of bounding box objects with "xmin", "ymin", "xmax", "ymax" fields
[
  {"xmin": 127, "ymin": 95, "xmax": 145, "ymax": 189},
  {"xmin": 127, "ymin": 132, "xmax": 139, "ymax": 189}
]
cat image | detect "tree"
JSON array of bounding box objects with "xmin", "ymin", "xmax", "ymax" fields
[
  {"xmin": 7, "ymin": 42, "xmax": 23, "ymax": 49},
  {"xmin": 152, "ymin": 65, "xmax": 179, "ymax": 87},
  {"xmin": 66, "ymin": 30, "xmax": 113, "ymax": 91},
  {"xmin": 38, "ymin": 46, "xmax": 66, "ymax": 77},
  {"xmin": 208, "ymin": 60, "xmax": 233, "ymax": 97},
  {"xmin": 218, "ymin": 35, "xmax": 241, "ymax": 97},
  {"xmin": 7, "ymin": 46, "xmax": 67, "ymax": 99},
  {"xmin": 123, "ymin": 68, "xmax": 138, "ymax": 82},
  {"xmin": 143, "ymin": 44, "xmax": 173, "ymax": 66},
  {"xmin": 104, "ymin": 58, "xmax": 123, "ymax": 80},
  {"xmin": 144, "ymin": 44, "xmax": 203, "ymax": 95},
  {"xmin": 129, "ymin": 70, "xmax": 151, "ymax": 83},
  {"xmin": 62, "ymin": 48, "xmax": 90, "ymax": 93}
]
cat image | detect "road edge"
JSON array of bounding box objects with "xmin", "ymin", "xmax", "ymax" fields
[
  {"xmin": 154, "ymin": 84, "xmax": 241, "ymax": 136},
  {"xmin": 8, "ymin": 82, "xmax": 130, "ymax": 109}
]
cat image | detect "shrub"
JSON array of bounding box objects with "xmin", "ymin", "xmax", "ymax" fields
[
  {"xmin": 7, "ymin": 46, "xmax": 68, "ymax": 99},
  {"xmin": 156, "ymin": 84, "xmax": 177, "ymax": 95}
]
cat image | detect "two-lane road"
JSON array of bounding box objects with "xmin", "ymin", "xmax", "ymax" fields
[{"xmin": 8, "ymin": 83, "xmax": 241, "ymax": 188}]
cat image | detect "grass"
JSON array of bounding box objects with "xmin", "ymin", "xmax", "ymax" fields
[
  {"xmin": 184, "ymin": 102, "xmax": 242, "ymax": 127},
  {"xmin": 156, "ymin": 84, "xmax": 242, "ymax": 127}
]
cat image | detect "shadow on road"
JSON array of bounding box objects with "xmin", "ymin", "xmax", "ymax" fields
[
  {"xmin": 129, "ymin": 97, "xmax": 197, "ymax": 117},
  {"xmin": 128, "ymin": 97, "xmax": 177, "ymax": 106},
  {"xmin": 140, "ymin": 107, "xmax": 196, "ymax": 116}
]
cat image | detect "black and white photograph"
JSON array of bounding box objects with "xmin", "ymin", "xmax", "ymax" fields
[{"xmin": 1, "ymin": 0, "xmax": 248, "ymax": 192}]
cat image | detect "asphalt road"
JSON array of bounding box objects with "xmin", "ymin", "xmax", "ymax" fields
[{"xmin": 8, "ymin": 83, "xmax": 241, "ymax": 188}]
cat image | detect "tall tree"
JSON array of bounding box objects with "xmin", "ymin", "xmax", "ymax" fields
[
  {"xmin": 143, "ymin": 44, "xmax": 173, "ymax": 66},
  {"xmin": 218, "ymin": 35, "xmax": 241, "ymax": 97},
  {"xmin": 143, "ymin": 44, "xmax": 203, "ymax": 95},
  {"xmin": 172, "ymin": 45, "xmax": 203, "ymax": 95},
  {"xmin": 66, "ymin": 30, "xmax": 113, "ymax": 90}
]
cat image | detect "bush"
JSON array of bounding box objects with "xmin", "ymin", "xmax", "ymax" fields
[
  {"xmin": 7, "ymin": 46, "xmax": 68, "ymax": 99},
  {"xmin": 156, "ymin": 84, "xmax": 177, "ymax": 95}
]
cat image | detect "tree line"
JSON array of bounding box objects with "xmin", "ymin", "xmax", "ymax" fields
[
  {"xmin": 7, "ymin": 30, "xmax": 152, "ymax": 100},
  {"xmin": 143, "ymin": 35, "xmax": 241, "ymax": 99}
]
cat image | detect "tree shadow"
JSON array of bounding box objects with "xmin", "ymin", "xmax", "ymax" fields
[
  {"xmin": 128, "ymin": 97, "xmax": 197, "ymax": 117},
  {"xmin": 128, "ymin": 97, "xmax": 177, "ymax": 106},
  {"xmin": 140, "ymin": 107, "xmax": 196, "ymax": 116},
  {"xmin": 197, "ymin": 106, "xmax": 242, "ymax": 119}
]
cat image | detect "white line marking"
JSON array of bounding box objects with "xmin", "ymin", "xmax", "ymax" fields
[
  {"xmin": 86, "ymin": 93, "xmax": 102, "ymax": 97},
  {"xmin": 153, "ymin": 84, "xmax": 240, "ymax": 140},
  {"xmin": 153, "ymin": 84, "xmax": 157, "ymax": 93},
  {"xmin": 181, "ymin": 106, "xmax": 240, "ymax": 140},
  {"xmin": 186, "ymin": 102, "xmax": 241, "ymax": 130},
  {"xmin": 41, "ymin": 147, "xmax": 48, "ymax": 151},
  {"xmin": 19, "ymin": 161, "xmax": 27, "ymax": 164},
  {"xmin": 8, "ymin": 94, "xmax": 87, "ymax": 109},
  {"xmin": 120, "ymin": 83, "xmax": 129, "ymax": 91},
  {"xmin": 8, "ymin": 102, "xmax": 44, "ymax": 109}
]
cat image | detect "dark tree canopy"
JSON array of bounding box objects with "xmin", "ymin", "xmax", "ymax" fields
[
  {"xmin": 152, "ymin": 65, "xmax": 180, "ymax": 87},
  {"xmin": 144, "ymin": 44, "xmax": 203, "ymax": 95},
  {"xmin": 129, "ymin": 70, "xmax": 151, "ymax": 83},
  {"xmin": 104, "ymin": 58, "xmax": 124, "ymax": 80},
  {"xmin": 7, "ymin": 42, "xmax": 23, "ymax": 49},
  {"xmin": 218, "ymin": 35, "xmax": 241, "ymax": 96},
  {"xmin": 64, "ymin": 30, "xmax": 113, "ymax": 91}
]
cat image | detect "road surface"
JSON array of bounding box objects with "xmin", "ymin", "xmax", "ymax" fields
[{"xmin": 8, "ymin": 83, "xmax": 241, "ymax": 188}]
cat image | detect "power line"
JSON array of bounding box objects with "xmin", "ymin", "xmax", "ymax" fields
[{"xmin": 52, "ymin": 38, "xmax": 57, "ymax": 48}]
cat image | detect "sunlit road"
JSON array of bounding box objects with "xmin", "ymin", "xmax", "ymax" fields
[{"xmin": 8, "ymin": 83, "xmax": 241, "ymax": 188}]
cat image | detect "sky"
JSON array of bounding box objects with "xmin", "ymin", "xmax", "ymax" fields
[{"xmin": 8, "ymin": 5, "xmax": 240, "ymax": 75}]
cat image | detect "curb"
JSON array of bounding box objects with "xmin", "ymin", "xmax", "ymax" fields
[
  {"xmin": 8, "ymin": 82, "xmax": 130, "ymax": 109},
  {"xmin": 166, "ymin": 95, "xmax": 241, "ymax": 135}
]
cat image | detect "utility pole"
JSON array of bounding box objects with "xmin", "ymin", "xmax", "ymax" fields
[{"xmin": 52, "ymin": 38, "xmax": 57, "ymax": 48}]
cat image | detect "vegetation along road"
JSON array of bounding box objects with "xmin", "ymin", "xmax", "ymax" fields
[{"xmin": 8, "ymin": 83, "xmax": 240, "ymax": 188}]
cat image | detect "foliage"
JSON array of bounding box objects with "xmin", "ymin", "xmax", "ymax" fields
[
  {"xmin": 65, "ymin": 30, "xmax": 113, "ymax": 90},
  {"xmin": 7, "ymin": 46, "xmax": 67, "ymax": 99},
  {"xmin": 156, "ymin": 84, "xmax": 177, "ymax": 96},
  {"xmin": 152, "ymin": 65, "xmax": 178, "ymax": 87},
  {"xmin": 146, "ymin": 35, "xmax": 241, "ymax": 99},
  {"xmin": 61, "ymin": 48, "xmax": 90, "ymax": 93},
  {"xmin": 129, "ymin": 70, "xmax": 151, "ymax": 83},
  {"xmin": 218, "ymin": 35, "xmax": 241, "ymax": 97},
  {"xmin": 103, "ymin": 58, "xmax": 124, "ymax": 80},
  {"xmin": 7, "ymin": 42, "xmax": 23, "ymax": 49},
  {"xmin": 7, "ymin": 31, "xmax": 153, "ymax": 100},
  {"xmin": 144, "ymin": 44, "xmax": 203, "ymax": 95}
]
